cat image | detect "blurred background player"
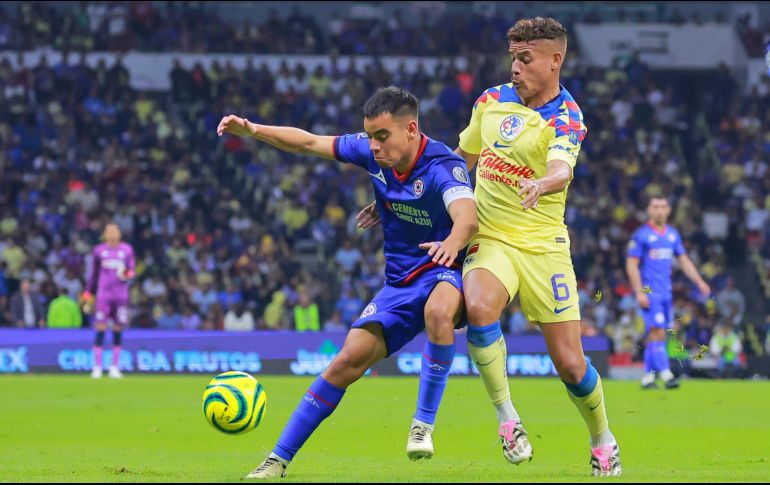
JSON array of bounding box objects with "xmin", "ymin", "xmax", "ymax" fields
[
  {"xmin": 81, "ymin": 223, "xmax": 135, "ymax": 379},
  {"xmin": 626, "ymin": 196, "xmax": 711, "ymax": 389},
  {"xmin": 217, "ymin": 87, "xmax": 477, "ymax": 479}
]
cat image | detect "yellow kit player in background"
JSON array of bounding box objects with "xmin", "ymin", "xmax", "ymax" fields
[
  {"xmin": 455, "ymin": 18, "xmax": 621, "ymax": 477},
  {"xmin": 356, "ymin": 16, "xmax": 621, "ymax": 477}
]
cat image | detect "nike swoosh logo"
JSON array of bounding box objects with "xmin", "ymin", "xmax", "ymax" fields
[
  {"xmin": 589, "ymin": 399, "xmax": 603, "ymax": 411},
  {"xmin": 554, "ymin": 305, "xmax": 574, "ymax": 314},
  {"xmin": 493, "ymin": 141, "xmax": 511, "ymax": 149},
  {"xmin": 474, "ymin": 357, "xmax": 496, "ymax": 367},
  {"xmin": 369, "ymin": 169, "xmax": 387, "ymax": 186}
]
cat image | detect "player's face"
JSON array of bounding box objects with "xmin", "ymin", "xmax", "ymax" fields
[
  {"xmin": 363, "ymin": 113, "xmax": 419, "ymax": 169},
  {"xmin": 647, "ymin": 199, "xmax": 671, "ymax": 225},
  {"xmin": 104, "ymin": 224, "xmax": 122, "ymax": 245},
  {"xmin": 509, "ymin": 39, "xmax": 559, "ymax": 99}
]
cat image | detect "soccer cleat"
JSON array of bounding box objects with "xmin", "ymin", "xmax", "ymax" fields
[
  {"xmin": 406, "ymin": 422, "xmax": 434, "ymax": 460},
  {"xmin": 108, "ymin": 366, "xmax": 123, "ymax": 379},
  {"xmin": 498, "ymin": 420, "xmax": 533, "ymax": 464},
  {"xmin": 641, "ymin": 380, "xmax": 658, "ymax": 390},
  {"xmin": 590, "ymin": 443, "xmax": 622, "ymax": 477},
  {"xmin": 245, "ymin": 457, "xmax": 287, "ymax": 479},
  {"xmin": 91, "ymin": 366, "xmax": 103, "ymax": 379},
  {"xmin": 664, "ymin": 377, "xmax": 680, "ymax": 389}
]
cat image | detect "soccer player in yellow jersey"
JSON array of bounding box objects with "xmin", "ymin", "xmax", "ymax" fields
[
  {"xmin": 455, "ymin": 18, "xmax": 620, "ymax": 477},
  {"xmin": 357, "ymin": 16, "xmax": 620, "ymax": 477}
]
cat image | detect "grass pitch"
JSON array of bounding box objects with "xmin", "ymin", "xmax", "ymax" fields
[{"xmin": 1, "ymin": 375, "xmax": 768, "ymax": 482}]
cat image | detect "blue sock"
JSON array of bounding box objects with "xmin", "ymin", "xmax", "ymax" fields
[
  {"xmin": 651, "ymin": 341, "xmax": 670, "ymax": 373},
  {"xmin": 643, "ymin": 341, "xmax": 655, "ymax": 373},
  {"xmin": 466, "ymin": 320, "xmax": 502, "ymax": 348},
  {"xmin": 273, "ymin": 376, "xmax": 345, "ymax": 462},
  {"xmin": 414, "ymin": 341, "xmax": 455, "ymax": 425},
  {"xmin": 563, "ymin": 358, "xmax": 598, "ymax": 397}
]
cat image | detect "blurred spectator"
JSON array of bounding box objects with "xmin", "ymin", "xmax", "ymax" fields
[
  {"xmin": 10, "ymin": 279, "xmax": 45, "ymax": 328},
  {"xmin": 46, "ymin": 288, "xmax": 83, "ymax": 329},
  {"xmin": 263, "ymin": 291, "xmax": 288, "ymax": 330},
  {"xmin": 335, "ymin": 287, "xmax": 364, "ymax": 326},
  {"xmin": 709, "ymin": 323, "xmax": 744, "ymax": 377},
  {"xmin": 294, "ymin": 289, "xmax": 320, "ymax": 332},
  {"xmin": 180, "ymin": 304, "xmax": 203, "ymax": 331},
  {"xmin": 157, "ymin": 303, "xmax": 182, "ymax": 330},
  {"xmin": 224, "ymin": 302, "xmax": 255, "ymax": 331},
  {"xmin": 716, "ymin": 277, "xmax": 745, "ymax": 326},
  {"xmin": 323, "ymin": 310, "xmax": 347, "ymax": 332}
]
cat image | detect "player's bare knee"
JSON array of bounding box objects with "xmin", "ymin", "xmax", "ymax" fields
[
  {"xmin": 553, "ymin": 355, "xmax": 585, "ymax": 384},
  {"xmin": 465, "ymin": 298, "xmax": 498, "ymax": 326},
  {"xmin": 424, "ymin": 302, "xmax": 455, "ymax": 340}
]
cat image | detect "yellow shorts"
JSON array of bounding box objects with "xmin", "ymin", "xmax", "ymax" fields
[{"xmin": 462, "ymin": 236, "xmax": 581, "ymax": 324}]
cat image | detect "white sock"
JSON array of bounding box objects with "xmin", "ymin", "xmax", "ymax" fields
[
  {"xmin": 495, "ymin": 400, "xmax": 520, "ymax": 424},
  {"xmin": 269, "ymin": 452, "xmax": 289, "ymax": 466},
  {"xmin": 411, "ymin": 418, "xmax": 435, "ymax": 431},
  {"xmin": 660, "ymin": 369, "xmax": 674, "ymax": 382},
  {"xmin": 641, "ymin": 372, "xmax": 656, "ymax": 385},
  {"xmin": 590, "ymin": 430, "xmax": 617, "ymax": 448}
]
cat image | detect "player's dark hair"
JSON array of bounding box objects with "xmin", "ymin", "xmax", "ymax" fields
[
  {"xmin": 363, "ymin": 86, "xmax": 419, "ymax": 120},
  {"xmin": 646, "ymin": 195, "xmax": 672, "ymax": 207},
  {"xmin": 507, "ymin": 17, "xmax": 568, "ymax": 44}
]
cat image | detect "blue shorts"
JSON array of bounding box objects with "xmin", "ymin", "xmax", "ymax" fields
[
  {"xmin": 352, "ymin": 266, "xmax": 464, "ymax": 356},
  {"xmin": 641, "ymin": 296, "xmax": 673, "ymax": 332}
]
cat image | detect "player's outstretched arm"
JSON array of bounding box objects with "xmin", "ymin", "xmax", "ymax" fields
[
  {"xmin": 217, "ymin": 115, "xmax": 337, "ymax": 160},
  {"xmin": 625, "ymin": 256, "xmax": 649, "ymax": 309},
  {"xmin": 518, "ymin": 159, "xmax": 573, "ymax": 210},
  {"xmin": 677, "ymin": 254, "xmax": 711, "ymax": 298},
  {"xmin": 419, "ymin": 199, "xmax": 478, "ymax": 267}
]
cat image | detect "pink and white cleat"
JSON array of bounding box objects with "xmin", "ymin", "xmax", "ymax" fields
[
  {"xmin": 498, "ymin": 420, "xmax": 533, "ymax": 464},
  {"xmin": 590, "ymin": 443, "xmax": 622, "ymax": 477}
]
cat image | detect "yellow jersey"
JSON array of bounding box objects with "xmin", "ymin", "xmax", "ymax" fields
[{"xmin": 459, "ymin": 83, "xmax": 587, "ymax": 254}]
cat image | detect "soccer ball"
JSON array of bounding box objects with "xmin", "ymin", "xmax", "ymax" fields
[{"xmin": 202, "ymin": 371, "xmax": 267, "ymax": 435}]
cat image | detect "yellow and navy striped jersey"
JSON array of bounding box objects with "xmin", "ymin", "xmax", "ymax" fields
[{"xmin": 458, "ymin": 83, "xmax": 587, "ymax": 253}]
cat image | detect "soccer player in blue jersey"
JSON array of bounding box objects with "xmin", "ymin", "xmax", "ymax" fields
[
  {"xmin": 217, "ymin": 86, "xmax": 478, "ymax": 479},
  {"xmin": 626, "ymin": 196, "xmax": 711, "ymax": 389}
]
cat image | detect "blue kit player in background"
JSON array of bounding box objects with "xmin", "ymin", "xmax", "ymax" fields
[
  {"xmin": 626, "ymin": 196, "xmax": 711, "ymax": 389},
  {"xmin": 217, "ymin": 86, "xmax": 478, "ymax": 479}
]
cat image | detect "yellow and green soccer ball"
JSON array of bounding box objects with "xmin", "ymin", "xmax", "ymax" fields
[{"xmin": 202, "ymin": 371, "xmax": 267, "ymax": 435}]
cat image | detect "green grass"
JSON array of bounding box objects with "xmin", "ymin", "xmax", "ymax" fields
[{"xmin": 0, "ymin": 375, "xmax": 768, "ymax": 482}]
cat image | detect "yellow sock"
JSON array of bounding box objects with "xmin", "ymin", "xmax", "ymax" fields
[
  {"xmin": 567, "ymin": 374, "xmax": 611, "ymax": 445},
  {"xmin": 469, "ymin": 336, "xmax": 511, "ymax": 407}
]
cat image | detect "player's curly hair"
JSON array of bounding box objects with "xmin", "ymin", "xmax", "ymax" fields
[{"xmin": 507, "ymin": 17, "xmax": 567, "ymax": 44}]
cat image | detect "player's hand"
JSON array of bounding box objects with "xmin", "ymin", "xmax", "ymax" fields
[
  {"xmin": 419, "ymin": 239, "xmax": 462, "ymax": 267},
  {"xmin": 356, "ymin": 201, "xmax": 381, "ymax": 229},
  {"xmin": 80, "ymin": 291, "xmax": 94, "ymax": 313},
  {"xmin": 518, "ymin": 179, "xmax": 544, "ymax": 210},
  {"xmin": 117, "ymin": 268, "xmax": 134, "ymax": 282},
  {"xmin": 217, "ymin": 115, "xmax": 255, "ymax": 138},
  {"xmin": 635, "ymin": 292, "xmax": 649, "ymax": 310},
  {"xmin": 698, "ymin": 281, "xmax": 711, "ymax": 298}
]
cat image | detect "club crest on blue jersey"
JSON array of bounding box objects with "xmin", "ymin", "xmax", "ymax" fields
[
  {"xmin": 413, "ymin": 178, "xmax": 425, "ymax": 198},
  {"xmin": 499, "ymin": 114, "xmax": 524, "ymax": 142},
  {"xmin": 360, "ymin": 303, "xmax": 377, "ymax": 318}
]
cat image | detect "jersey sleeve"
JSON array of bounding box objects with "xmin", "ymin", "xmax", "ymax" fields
[
  {"xmin": 546, "ymin": 100, "xmax": 587, "ymax": 168},
  {"xmin": 673, "ymin": 229, "xmax": 686, "ymax": 256},
  {"xmin": 458, "ymin": 90, "xmax": 487, "ymax": 155},
  {"xmin": 332, "ymin": 133, "xmax": 371, "ymax": 169},
  {"xmin": 433, "ymin": 157, "xmax": 475, "ymax": 210},
  {"xmin": 626, "ymin": 230, "xmax": 644, "ymax": 259}
]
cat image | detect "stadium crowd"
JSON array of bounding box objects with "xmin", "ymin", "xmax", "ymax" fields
[{"xmin": 0, "ymin": 3, "xmax": 767, "ymax": 370}]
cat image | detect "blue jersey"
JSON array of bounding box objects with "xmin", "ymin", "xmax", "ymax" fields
[
  {"xmin": 333, "ymin": 132, "xmax": 475, "ymax": 286},
  {"xmin": 626, "ymin": 223, "xmax": 685, "ymax": 298}
]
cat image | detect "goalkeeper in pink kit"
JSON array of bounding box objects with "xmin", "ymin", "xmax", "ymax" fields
[{"xmin": 81, "ymin": 223, "xmax": 135, "ymax": 379}]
